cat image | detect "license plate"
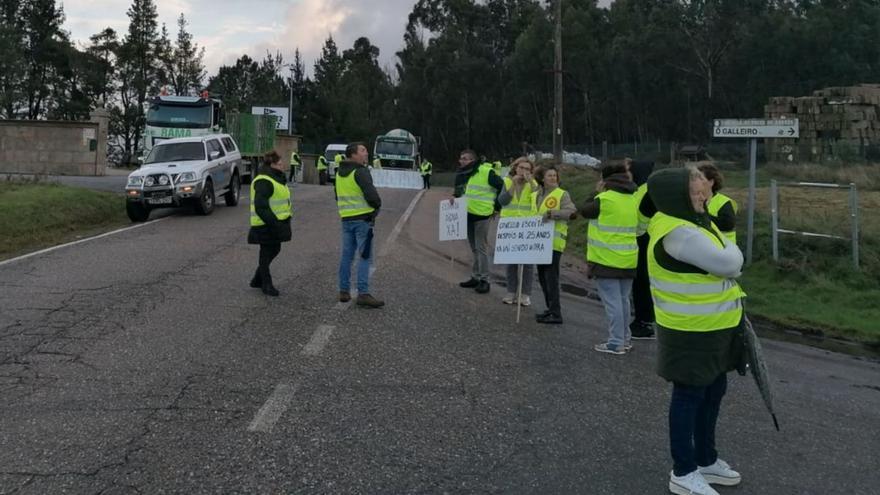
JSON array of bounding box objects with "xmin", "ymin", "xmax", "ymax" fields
[{"xmin": 148, "ymin": 197, "xmax": 172, "ymax": 205}]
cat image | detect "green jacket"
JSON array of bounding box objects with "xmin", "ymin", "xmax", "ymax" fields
[{"xmin": 647, "ymin": 168, "xmax": 743, "ymax": 387}]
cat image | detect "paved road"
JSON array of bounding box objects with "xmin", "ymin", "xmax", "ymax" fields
[{"xmin": 0, "ymin": 184, "xmax": 877, "ymax": 494}]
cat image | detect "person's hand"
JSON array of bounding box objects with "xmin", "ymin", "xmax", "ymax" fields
[
  {"xmin": 513, "ymin": 173, "xmax": 526, "ymax": 184},
  {"xmin": 448, "ymin": 197, "xmax": 455, "ymax": 206}
]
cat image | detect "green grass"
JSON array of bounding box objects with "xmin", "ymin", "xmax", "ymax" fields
[
  {"xmin": 0, "ymin": 180, "xmax": 129, "ymax": 260},
  {"xmin": 556, "ymin": 164, "xmax": 880, "ymax": 345}
]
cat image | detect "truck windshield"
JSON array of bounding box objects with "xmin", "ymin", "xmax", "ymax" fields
[
  {"xmin": 144, "ymin": 142, "xmax": 205, "ymax": 164},
  {"xmin": 376, "ymin": 141, "xmax": 414, "ymax": 157},
  {"xmin": 146, "ymin": 104, "xmax": 212, "ymax": 128}
]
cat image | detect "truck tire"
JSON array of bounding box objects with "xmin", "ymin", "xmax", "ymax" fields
[
  {"xmin": 126, "ymin": 202, "xmax": 151, "ymax": 222},
  {"xmin": 224, "ymin": 173, "xmax": 240, "ymax": 207},
  {"xmin": 194, "ymin": 179, "xmax": 215, "ymax": 215}
]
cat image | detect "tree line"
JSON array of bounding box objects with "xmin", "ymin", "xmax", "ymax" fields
[{"xmin": 3, "ymin": 0, "xmax": 879, "ymax": 165}]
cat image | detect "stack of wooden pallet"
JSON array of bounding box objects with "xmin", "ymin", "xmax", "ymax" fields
[{"xmin": 764, "ymin": 84, "xmax": 880, "ymax": 161}]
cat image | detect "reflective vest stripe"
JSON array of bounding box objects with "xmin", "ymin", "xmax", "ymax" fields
[
  {"xmin": 649, "ymin": 278, "xmax": 737, "ymax": 295},
  {"xmin": 588, "ymin": 238, "xmax": 638, "ymax": 251},
  {"xmin": 652, "ymin": 297, "xmax": 742, "ymax": 316},
  {"xmin": 589, "ymin": 220, "xmax": 638, "ymax": 234}
]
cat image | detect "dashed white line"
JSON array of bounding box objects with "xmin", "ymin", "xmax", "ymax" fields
[
  {"xmin": 0, "ymin": 217, "xmax": 171, "ymax": 268},
  {"xmin": 247, "ymin": 382, "xmax": 298, "ymax": 433},
  {"xmin": 302, "ymin": 324, "xmax": 335, "ymax": 356}
]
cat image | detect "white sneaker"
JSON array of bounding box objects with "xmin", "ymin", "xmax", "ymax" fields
[
  {"xmin": 698, "ymin": 459, "xmax": 741, "ymax": 486},
  {"xmin": 519, "ymin": 295, "xmax": 531, "ymax": 306},
  {"xmin": 669, "ymin": 470, "xmax": 719, "ymax": 495},
  {"xmin": 502, "ymin": 294, "xmax": 516, "ymax": 305}
]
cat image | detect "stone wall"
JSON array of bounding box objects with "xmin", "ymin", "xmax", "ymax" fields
[{"xmin": 0, "ymin": 109, "xmax": 109, "ymax": 176}]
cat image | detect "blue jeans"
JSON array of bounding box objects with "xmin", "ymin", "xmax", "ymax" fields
[
  {"xmin": 596, "ymin": 278, "xmax": 633, "ymax": 348},
  {"xmin": 670, "ymin": 373, "xmax": 728, "ymax": 476},
  {"xmin": 338, "ymin": 220, "xmax": 373, "ymax": 294}
]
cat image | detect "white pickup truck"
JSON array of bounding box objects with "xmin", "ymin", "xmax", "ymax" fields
[{"xmin": 125, "ymin": 134, "xmax": 243, "ymax": 222}]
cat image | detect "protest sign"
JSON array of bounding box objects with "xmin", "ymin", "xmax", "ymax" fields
[
  {"xmin": 439, "ymin": 199, "xmax": 468, "ymax": 241},
  {"xmin": 493, "ymin": 216, "xmax": 554, "ymax": 265}
]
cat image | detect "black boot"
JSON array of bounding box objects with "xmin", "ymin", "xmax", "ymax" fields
[
  {"xmin": 249, "ymin": 269, "xmax": 262, "ymax": 288},
  {"xmin": 260, "ymin": 269, "xmax": 279, "ymax": 296}
]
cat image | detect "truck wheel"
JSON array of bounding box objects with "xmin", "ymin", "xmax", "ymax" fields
[
  {"xmin": 224, "ymin": 173, "xmax": 240, "ymax": 207},
  {"xmin": 195, "ymin": 179, "xmax": 215, "ymax": 215},
  {"xmin": 126, "ymin": 202, "xmax": 150, "ymax": 222}
]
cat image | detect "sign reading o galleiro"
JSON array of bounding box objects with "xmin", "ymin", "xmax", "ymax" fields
[{"xmin": 713, "ymin": 118, "xmax": 799, "ymax": 139}]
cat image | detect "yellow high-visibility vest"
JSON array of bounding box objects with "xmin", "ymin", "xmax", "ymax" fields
[
  {"xmin": 586, "ymin": 190, "xmax": 639, "ymax": 268},
  {"xmin": 634, "ymin": 183, "xmax": 651, "ymax": 236},
  {"xmin": 316, "ymin": 156, "xmax": 328, "ymax": 171},
  {"xmin": 250, "ymin": 174, "xmax": 291, "ymax": 226},
  {"xmin": 464, "ymin": 163, "xmax": 496, "ymax": 216},
  {"xmin": 647, "ymin": 212, "xmax": 746, "ymax": 331},
  {"xmin": 707, "ymin": 193, "xmax": 738, "ymax": 244},
  {"xmin": 335, "ymin": 170, "xmax": 375, "ymax": 218},
  {"xmin": 537, "ymin": 187, "xmax": 569, "ymax": 252},
  {"xmin": 500, "ymin": 176, "xmax": 537, "ymax": 218}
]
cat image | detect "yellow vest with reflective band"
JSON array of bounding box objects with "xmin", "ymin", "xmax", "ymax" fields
[
  {"xmin": 250, "ymin": 175, "xmax": 291, "ymax": 227},
  {"xmin": 465, "ymin": 163, "xmax": 496, "ymax": 216},
  {"xmin": 316, "ymin": 156, "xmax": 328, "ymax": 171},
  {"xmin": 586, "ymin": 190, "xmax": 639, "ymax": 268},
  {"xmin": 335, "ymin": 170, "xmax": 375, "ymax": 218},
  {"xmin": 420, "ymin": 161, "xmax": 432, "ymax": 175},
  {"xmin": 647, "ymin": 212, "xmax": 746, "ymax": 332},
  {"xmin": 634, "ymin": 183, "xmax": 652, "ymax": 236},
  {"xmin": 500, "ymin": 177, "xmax": 537, "ymax": 218},
  {"xmin": 537, "ymin": 187, "xmax": 569, "ymax": 252},
  {"xmin": 289, "ymin": 152, "xmax": 301, "ymax": 166},
  {"xmin": 706, "ymin": 193, "xmax": 738, "ymax": 243}
]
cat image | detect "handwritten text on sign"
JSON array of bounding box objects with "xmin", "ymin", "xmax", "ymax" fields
[
  {"xmin": 439, "ymin": 199, "xmax": 468, "ymax": 241},
  {"xmin": 493, "ymin": 216, "xmax": 554, "ymax": 265}
]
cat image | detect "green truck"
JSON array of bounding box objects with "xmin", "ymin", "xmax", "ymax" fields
[{"xmin": 142, "ymin": 94, "xmax": 277, "ymax": 182}]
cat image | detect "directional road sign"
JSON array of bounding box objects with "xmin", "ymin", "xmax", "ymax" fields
[
  {"xmin": 713, "ymin": 118, "xmax": 799, "ymax": 139},
  {"xmin": 252, "ymin": 106, "xmax": 290, "ymax": 131}
]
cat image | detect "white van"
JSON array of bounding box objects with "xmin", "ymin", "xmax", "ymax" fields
[{"xmin": 323, "ymin": 144, "xmax": 347, "ymax": 183}]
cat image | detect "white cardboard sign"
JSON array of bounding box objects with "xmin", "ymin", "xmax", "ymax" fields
[
  {"xmin": 371, "ymin": 169, "xmax": 423, "ymax": 190},
  {"xmin": 493, "ymin": 216, "xmax": 554, "ymax": 265},
  {"xmin": 439, "ymin": 199, "xmax": 468, "ymax": 241}
]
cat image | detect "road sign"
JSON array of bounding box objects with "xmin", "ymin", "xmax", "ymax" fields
[
  {"xmin": 713, "ymin": 118, "xmax": 798, "ymax": 139},
  {"xmin": 251, "ymin": 106, "xmax": 290, "ymax": 131}
]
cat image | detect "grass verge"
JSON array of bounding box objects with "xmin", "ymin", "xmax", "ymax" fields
[
  {"xmin": 556, "ymin": 163, "xmax": 880, "ymax": 346},
  {"xmin": 0, "ymin": 180, "xmax": 129, "ymax": 260}
]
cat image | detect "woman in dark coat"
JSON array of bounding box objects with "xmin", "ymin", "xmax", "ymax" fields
[{"xmin": 248, "ymin": 150, "xmax": 292, "ymax": 296}]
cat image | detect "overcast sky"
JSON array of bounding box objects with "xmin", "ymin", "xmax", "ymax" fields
[{"xmin": 65, "ymin": 0, "xmax": 612, "ymax": 79}]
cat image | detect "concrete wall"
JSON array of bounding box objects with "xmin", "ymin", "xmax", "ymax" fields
[{"xmin": 0, "ymin": 109, "xmax": 109, "ymax": 176}]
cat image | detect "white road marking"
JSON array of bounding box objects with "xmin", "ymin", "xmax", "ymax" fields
[
  {"xmin": 380, "ymin": 189, "xmax": 425, "ymax": 257},
  {"xmin": 302, "ymin": 324, "xmax": 335, "ymax": 356},
  {"xmin": 247, "ymin": 382, "xmax": 298, "ymax": 433},
  {"xmin": 0, "ymin": 217, "xmax": 171, "ymax": 268}
]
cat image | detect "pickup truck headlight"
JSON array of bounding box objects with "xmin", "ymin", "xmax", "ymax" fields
[
  {"xmin": 145, "ymin": 176, "xmax": 155, "ymax": 187},
  {"xmin": 158, "ymin": 175, "xmax": 169, "ymax": 185},
  {"xmin": 177, "ymin": 172, "xmax": 197, "ymax": 183},
  {"xmin": 127, "ymin": 176, "xmax": 144, "ymax": 187}
]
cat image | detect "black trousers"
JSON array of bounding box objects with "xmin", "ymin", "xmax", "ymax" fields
[
  {"xmin": 258, "ymin": 242, "xmax": 281, "ymax": 279},
  {"xmin": 537, "ymin": 250, "xmax": 562, "ymax": 317},
  {"xmin": 632, "ymin": 234, "xmax": 655, "ymax": 323},
  {"xmin": 422, "ymin": 175, "xmax": 431, "ymax": 189},
  {"xmin": 319, "ymin": 170, "xmax": 328, "ymax": 185}
]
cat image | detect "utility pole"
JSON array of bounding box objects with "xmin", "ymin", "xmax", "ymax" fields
[
  {"xmin": 288, "ymin": 65, "xmax": 295, "ymax": 134},
  {"xmin": 553, "ymin": 0, "xmax": 563, "ymax": 164}
]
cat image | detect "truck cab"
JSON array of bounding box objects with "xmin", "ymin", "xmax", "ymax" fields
[
  {"xmin": 142, "ymin": 95, "xmax": 222, "ymax": 156},
  {"xmin": 373, "ymin": 129, "xmax": 419, "ymax": 170}
]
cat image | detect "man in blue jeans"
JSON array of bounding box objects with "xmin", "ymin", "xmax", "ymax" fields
[{"xmin": 335, "ymin": 142, "xmax": 384, "ymax": 308}]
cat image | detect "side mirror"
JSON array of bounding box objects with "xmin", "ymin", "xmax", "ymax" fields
[{"xmin": 209, "ymin": 151, "xmax": 220, "ymax": 160}]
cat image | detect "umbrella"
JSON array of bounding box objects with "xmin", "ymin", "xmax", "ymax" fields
[{"xmin": 742, "ymin": 315, "xmax": 780, "ymax": 431}]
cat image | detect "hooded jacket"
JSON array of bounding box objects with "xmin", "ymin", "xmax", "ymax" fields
[
  {"xmin": 335, "ymin": 160, "xmax": 381, "ymax": 222},
  {"xmin": 580, "ymin": 172, "xmax": 638, "ymax": 278},
  {"xmin": 453, "ymin": 159, "xmax": 505, "ymax": 221},
  {"xmin": 647, "ymin": 168, "xmax": 744, "ymax": 387}
]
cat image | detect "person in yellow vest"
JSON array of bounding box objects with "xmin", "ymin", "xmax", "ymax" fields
[
  {"xmin": 580, "ymin": 163, "xmax": 639, "ymax": 352},
  {"xmin": 452, "ymin": 149, "xmax": 504, "ymax": 294},
  {"xmin": 646, "ymin": 166, "xmax": 745, "ymax": 495},
  {"xmin": 497, "ymin": 157, "xmax": 539, "ymax": 306},
  {"xmin": 247, "ymin": 150, "xmax": 292, "ymax": 296},
  {"xmin": 316, "ymin": 155, "xmax": 329, "ymax": 185},
  {"xmin": 698, "ymin": 163, "xmax": 737, "ymax": 244},
  {"xmin": 419, "ymin": 159, "xmax": 433, "ymax": 189},
  {"xmin": 534, "ymin": 166, "xmax": 576, "ymax": 324},
  {"xmin": 629, "ymin": 159, "xmax": 658, "ymax": 340},
  {"xmin": 335, "ymin": 142, "xmax": 384, "ymax": 308},
  {"xmin": 288, "ymin": 151, "xmax": 301, "ymax": 183}
]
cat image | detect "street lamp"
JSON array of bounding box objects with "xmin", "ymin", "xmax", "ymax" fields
[{"xmin": 279, "ymin": 63, "xmax": 296, "ymax": 134}]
